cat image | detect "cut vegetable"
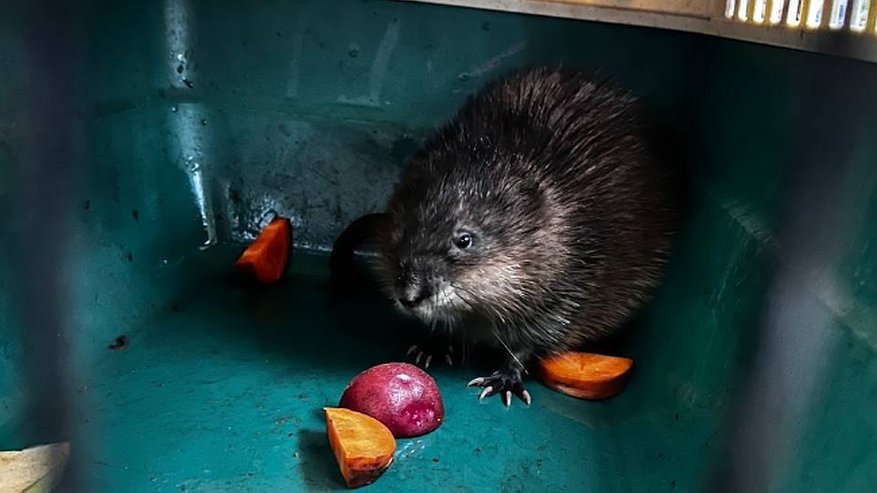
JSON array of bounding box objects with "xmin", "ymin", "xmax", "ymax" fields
[
  {"xmin": 325, "ymin": 407, "xmax": 396, "ymax": 488},
  {"xmin": 538, "ymin": 351, "xmax": 634, "ymax": 400},
  {"xmin": 235, "ymin": 217, "xmax": 292, "ymax": 284},
  {"xmin": 339, "ymin": 362, "xmax": 444, "ymax": 438}
]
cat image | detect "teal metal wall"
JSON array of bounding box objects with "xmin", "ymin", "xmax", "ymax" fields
[
  {"xmin": 690, "ymin": 39, "xmax": 877, "ymax": 492},
  {"xmin": 0, "ymin": 0, "xmax": 874, "ymax": 491}
]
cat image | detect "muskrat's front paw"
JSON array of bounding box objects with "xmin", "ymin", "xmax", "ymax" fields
[
  {"xmin": 467, "ymin": 370, "xmax": 532, "ymax": 407},
  {"xmin": 406, "ymin": 343, "xmax": 454, "ymax": 370}
]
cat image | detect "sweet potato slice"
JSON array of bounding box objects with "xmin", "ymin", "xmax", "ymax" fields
[
  {"xmin": 235, "ymin": 217, "xmax": 292, "ymax": 284},
  {"xmin": 538, "ymin": 351, "xmax": 634, "ymax": 400},
  {"xmin": 325, "ymin": 407, "xmax": 396, "ymax": 488}
]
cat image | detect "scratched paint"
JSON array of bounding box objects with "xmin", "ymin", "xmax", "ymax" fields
[
  {"xmin": 457, "ymin": 41, "xmax": 527, "ymax": 80},
  {"xmin": 337, "ymin": 18, "xmax": 402, "ymax": 107},
  {"xmin": 285, "ymin": 14, "xmax": 309, "ymax": 99}
]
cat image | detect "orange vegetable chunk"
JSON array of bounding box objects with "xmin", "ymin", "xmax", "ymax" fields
[
  {"xmin": 235, "ymin": 217, "xmax": 291, "ymax": 284},
  {"xmin": 324, "ymin": 407, "xmax": 396, "ymax": 488},
  {"xmin": 538, "ymin": 351, "xmax": 634, "ymax": 400}
]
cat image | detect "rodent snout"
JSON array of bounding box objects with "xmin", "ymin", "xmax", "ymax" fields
[
  {"xmin": 395, "ymin": 263, "xmax": 434, "ymax": 309},
  {"xmin": 398, "ymin": 286, "xmax": 432, "ymax": 308}
]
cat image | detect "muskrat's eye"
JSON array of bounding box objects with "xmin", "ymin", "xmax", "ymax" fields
[{"xmin": 454, "ymin": 233, "xmax": 473, "ymax": 250}]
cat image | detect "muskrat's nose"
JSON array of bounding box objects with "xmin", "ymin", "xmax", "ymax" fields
[
  {"xmin": 396, "ymin": 261, "xmax": 434, "ymax": 308},
  {"xmin": 399, "ymin": 285, "xmax": 432, "ymax": 308}
]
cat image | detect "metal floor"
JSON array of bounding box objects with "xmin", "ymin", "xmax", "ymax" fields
[{"xmin": 70, "ymin": 249, "xmax": 719, "ymax": 492}]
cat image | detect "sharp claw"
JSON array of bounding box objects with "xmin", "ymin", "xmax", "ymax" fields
[
  {"xmin": 415, "ymin": 351, "xmax": 423, "ymax": 365},
  {"xmin": 445, "ymin": 354, "xmax": 453, "ymax": 366},
  {"xmin": 407, "ymin": 345, "xmax": 418, "ymax": 356},
  {"xmin": 521, "ymin": 389, "xmax": 532, "ymax": 406},
  {"xmin": 424, "ymin": 354, "xmax": 432, "ymax": 369},
  {"xmin": 448, "ymin": 345, "xmax": 454, "ymax": 354},
  {"xmin": 467, "ymin": 377, "xmax": 485, "ymax": 387},
  {"xmin": 478, "ymin": 386, "xmax": 493, "ymax": 401},
  {"xmin": 503, "ymin": 391, "xmax": 512, "ymax": 408}
]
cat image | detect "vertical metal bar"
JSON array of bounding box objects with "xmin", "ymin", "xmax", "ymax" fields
[
  {"xmin": 782, "ymin": 0, "xmax": 794, "ymax": 23},
  {"xmin": 705, "ymin": 35, "xmax": 873, "ymax": 493},
  {"xmin": 867, "ymin": 0, "xmax": 877, "ymax": 31},
  {"xmin": 800, "ymin": 0, "xmax": 814, "ymax": 25},
  {"xmin": 844, "ymin": 0, "xmax": 855, "ymax": 28},
  {"xmin": 748, "ymin": 0, "xmax": 760, "ymax": 21},
  {"xmin": 15, "ymin": 0, "xmax": 83, "ymax": 490},
  {"xmin": 770, "ymin": 0, "xmax": 788, "ymax": 23}
]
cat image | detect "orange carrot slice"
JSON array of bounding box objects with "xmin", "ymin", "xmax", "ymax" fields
[
  {"xmin": 538, "ymin": 351, "xmax": 634, "ymax": 400},
  {"xmin": 235, "ymin": 217, "xmax": 292, "ymax": 284},
  {"xmin": 325, "ymin": 407, "xmax": 396, "ymax": 489}
]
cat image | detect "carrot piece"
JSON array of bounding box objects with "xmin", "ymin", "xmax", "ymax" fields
[
  {"xmin": 537, "ymin": 351, "xmax": 634, "ymax": 400},
  {"xmin": 324, "ymin": 407, "xmax": 396, "ymax": 489},
  {"xmin": 235, "ymin": 217, "xmax": 292, "ymax": 284}
]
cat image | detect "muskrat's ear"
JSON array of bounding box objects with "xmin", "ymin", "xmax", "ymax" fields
[{"xmin": 329, "ymin": 213, "xmax": 391, "ymax": 299}]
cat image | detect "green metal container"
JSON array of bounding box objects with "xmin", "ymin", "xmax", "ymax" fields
[{"xmin": 1, "ymin": 1, "xmax": 874, "ymax": 491}]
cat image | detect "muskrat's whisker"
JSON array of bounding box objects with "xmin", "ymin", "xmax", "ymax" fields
[
  {"xmin": 364, "ymin": 68, "xmax": 678, "ymax": 406},
  {"xmin": 491, "ymin": 327, "xmax": 525, "ymax": 369}
]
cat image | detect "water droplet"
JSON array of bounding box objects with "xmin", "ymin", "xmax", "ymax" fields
[
  {"xmin": 347, "ymin": 43, "xmax": 360, "ymax": 58},
  {"xmin": 200, "ymin": 119, "xmax": 207, "ymax": 126},
  {"xmin": 171, "ymin": 105, "xmax": 178, "ymax": 112},
  {"xmin": 184, "ymin": 155, "xmax": 200, "ymax": 172},
  {"xmin": 187, "ymin": 159, "xmax": 200, "ymax": 172}
]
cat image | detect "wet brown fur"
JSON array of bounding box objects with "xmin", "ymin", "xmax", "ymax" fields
[{"xmin": 370, "ymin": 67, "xmax": 679, "ymax": 366}]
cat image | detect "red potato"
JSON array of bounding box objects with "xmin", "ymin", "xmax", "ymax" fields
[{"xmin": 339, "ymin": 363, "xmax": 444, "ymax": 438}]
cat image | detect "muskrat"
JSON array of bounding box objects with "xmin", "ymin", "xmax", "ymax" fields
[{"xmin": 334, "ymin": 67, "xmax": 679, "ymax": 407}]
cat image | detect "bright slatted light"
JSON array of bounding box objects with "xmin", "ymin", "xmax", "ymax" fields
[
  {"xmin": 726, "ymin": 0, "xmax": 876, "ymax": 33},
  {"xmin": 754, "ymin": 0, "xmax": 767, "ymax": 23},
  {"xmin": 829, "ymin": 0, "xmax": 850, "ymax": 29},
  {"xmin": 807, "ymin": 0, "xmax": 827, "ymax": 27},
  {"xmin": 770, "ymin": 0, "xmax": 786, "ymax": 23},
  {"xmin": 787, "ymin": 0, "xmax": 803, "ymax": 26},
  {"xmin": 850, "ymin": 0, "xmax": 870, "ymax": 31},
  {"xmin": 737, "ymin": 0, "xmax": 750, "ymax": 20}
]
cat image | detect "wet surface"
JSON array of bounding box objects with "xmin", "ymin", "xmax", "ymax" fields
[{"xmin": 70, "ymin": 250, "xmax": 720, "ymax": 492}]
